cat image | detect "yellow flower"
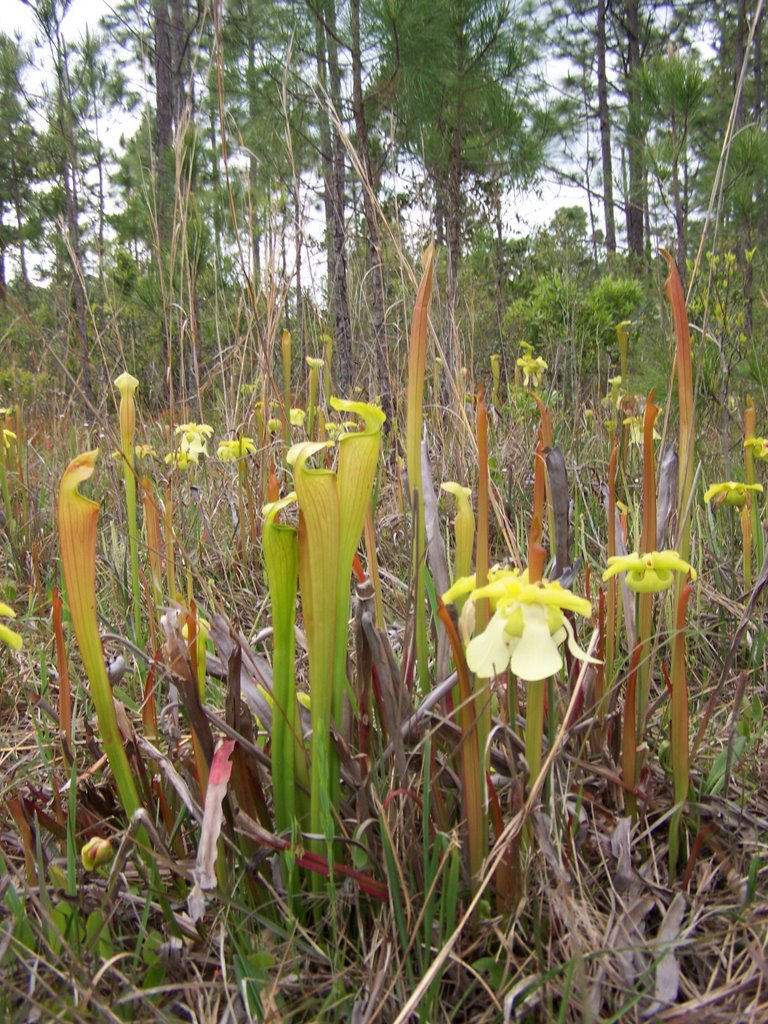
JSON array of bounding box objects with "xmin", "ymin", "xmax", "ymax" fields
[
  {"xmin": 165, "ymin": 450, "xmax": 196, "ymax": 469},
  {"xmin": 745, "ymin": 437, "xmax": 768, "ymax": 460},
  {"xmin": 0, "ymin": 601, "xmax": 22, "ymax": 651},
  {"xmin": 623, "ymin": 414, "xmax": 660, "ymax": 446},
  {"xmin": 290, "ymin": 408, "xmax": 306, "ymax": 428},
  {"xmin": 602, "ymin": 376, "xmax": 623, "ymax": 412},
  {"xmin": 134, "ymin": 443, "xmax": 157, "ymax": 461},
  {"xmin": 445, "ymin": 571, "xmax": 595, "ymax": 682},
  {"xmin": 602, "ymin": 550, "xmax": 696, "ymax": 593},
  {"xmin": 217, "ymin": 436, "xmax": 257, "ymax": 462},
  {"xmin": 516, "ymin": 353, "xmax": 548, "ymax": 388},
  {"xmin": 267, "ymin": 418, "xmax": 282, "ymax": 434},
  {"xmin": 703, "ymin": 480, "xmax": 763, "ymax": 508},
  {"xmin": 306, "ymin": 356, "xmax": 324, "ymax": 370},
  {"xmin": 175, "ymin": 422, "xmax": 213, "ymax": 458},
  {"xmin": 442, "ymin": 564, "xmax": 522, "ymax": 608}
]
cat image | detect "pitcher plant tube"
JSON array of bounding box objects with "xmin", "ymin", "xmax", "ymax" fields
[
  {"xmin": 261, "ymin": 493, "xmax": 308, "ymax": 837},
  {"xmin": 114, "ymin": 372, "xmax": 142, "ymax": 644},
  {"xmin": 58, "ymin": 451, "xmax": 144, "ymax": 829},
  {"xmin": 287, "ymin": 397, "xmax": 385, "ymax": 861}
]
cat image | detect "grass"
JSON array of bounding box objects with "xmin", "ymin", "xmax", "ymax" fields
[{"xmin": 0, "ymin": 262, "xmax": 768, "ymax": 1024}]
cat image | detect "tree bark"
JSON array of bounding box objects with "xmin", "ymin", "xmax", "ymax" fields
[
  {"xmin": 624, "ymin": 0, "xmax": 644, "ymax": 260},
  {"xmin": 314, "ymin": 0, "xmax": 353, "ymax": 394},
  {"xmin": 325, "ymin": 0, "xmax": 354, "ymax": 393},
  {"xmin": 597, "ymin": 0, "xmax": 616, "ymax": 255},
  {"xmin": 50, "ymin": 22, "xmax": 93, "ymax": 403},
  {"xmin": 669, "ymin": 109, "xmax": 686, "ymax": 284},
  {"xmin": 153, "ymin": 0, "xmax": 174, "ymax": 376},
  {"xmin": 10, "ymin": 152, "xmax": 29, "ymax": 293},
  {"xmin": 494, "ymin": 183, "xmax": 506, "ymax": 332},
  {"xmin": 351, "ymin": 0, "xmax": 390, "ymax": 417},
  {"xmin": 153, "ymin": 0, "xmax": 174, "ymax": 245},
  {"xmin": 446, "ymin": 61, "xmax": 465, "ymax": 381}
]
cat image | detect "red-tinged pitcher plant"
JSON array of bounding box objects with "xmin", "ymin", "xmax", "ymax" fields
[
  {"xmin": 58, "ymin": 451, "xmax": 144, "ymax": 834},
  {"xmin": 281, "ymin": 329, "xmax": 292, "ymax": 450},
  {"xmin": 405, "ymin": 243, "xmax": 435, "ymax": 691},
  {"xmin": 661, "ymin": 250, "xmax": 695, "ymax": 598},
  {"xmin": 287, "ymin": 397, "xmax": 385, "ymax": 863},
  {"xmin": 635, "ymin": 393, "xmax": 660, "ymax": 747}
]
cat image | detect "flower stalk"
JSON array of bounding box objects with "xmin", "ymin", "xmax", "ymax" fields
[
  {"xmin": 669, "ymin": 576, "xmax": 693, "ymax": 876},
  {"xmin": 744, "ymin": 397, "xmax": 763, "ymax": 583}
]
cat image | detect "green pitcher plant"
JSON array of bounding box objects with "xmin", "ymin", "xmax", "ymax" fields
[
  {"xmin": 286, "ymin": 397, "xmax": 385, "ymax": 861},
  {"xmin": 114, "ymin": 372, "xmax": 142, "ymax": 645},
  {"xmin": 261, "ymin": 492, "xmax": 308, "ymax": 837}
]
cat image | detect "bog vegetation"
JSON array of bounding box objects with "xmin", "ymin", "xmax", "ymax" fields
[{"xmin": 1, "ymin": 1, "xmax": 768, "ymax": 1021}]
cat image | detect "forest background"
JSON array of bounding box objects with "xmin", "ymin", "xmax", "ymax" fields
[{"xmin": 1, "ymin": 0, "xmax": 763, "ymax": 414}]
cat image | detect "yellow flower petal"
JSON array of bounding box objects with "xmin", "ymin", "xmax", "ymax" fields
[
  {"xmin": 603, "ymin": 550, "xmax": 696, "ymax": 592},
  {"xmin": 465, "ymin": 608, "xmax": 512, "ymax": 677},
  {"xmin": 508, "ymin": 604, "xmax": 563, "ymax": 682},
  {"xmin": 704, "ymin": 480, "xmax": 763, "ymax": 508},
  {"xmin": 0, "ymin": 621, "xmax": 23, "ymax": 651}
]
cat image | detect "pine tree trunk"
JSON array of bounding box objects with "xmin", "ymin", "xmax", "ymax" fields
[
  {"xmin": 446, "ymin": 86, "xmax": 464, "ymax": 381},
  {"xmin": 56, "ymin": 37, "xmax": 93, "ymax": 403},
  {"xmin": 10, "ymin": 153, "xmax": 29, "ymax": 294},
  {"xmin": 494, "ymin": 185, "xmax": 505, "ymax": 332},
  {"xmin": 325, "ymin": 1, "xmax": 353, "ymax": 393},
  {"xmin": 314, "ymin": 1, "xmax": 353, "ymax": 394},
  {"xmin": 351, "ymin": 0, "xmax": 389, "ymax": 418},
  {"xmin": 597, "ymin": 0, "xmax": 616, "ymax": 254},
  {"xmin": 153, "ymin": 0, "xmax": 174, "ymax": 374},
  {"xmin": 625, "ymin": 0, "xmax": 644, "ymax": 260},
  {"xmin": 670, "ymin": 111, "xmax": 686, "ymax": 284},
  {"xmin": 153, "ymin": 0, "xmax": 174, "ymax": 242}
]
